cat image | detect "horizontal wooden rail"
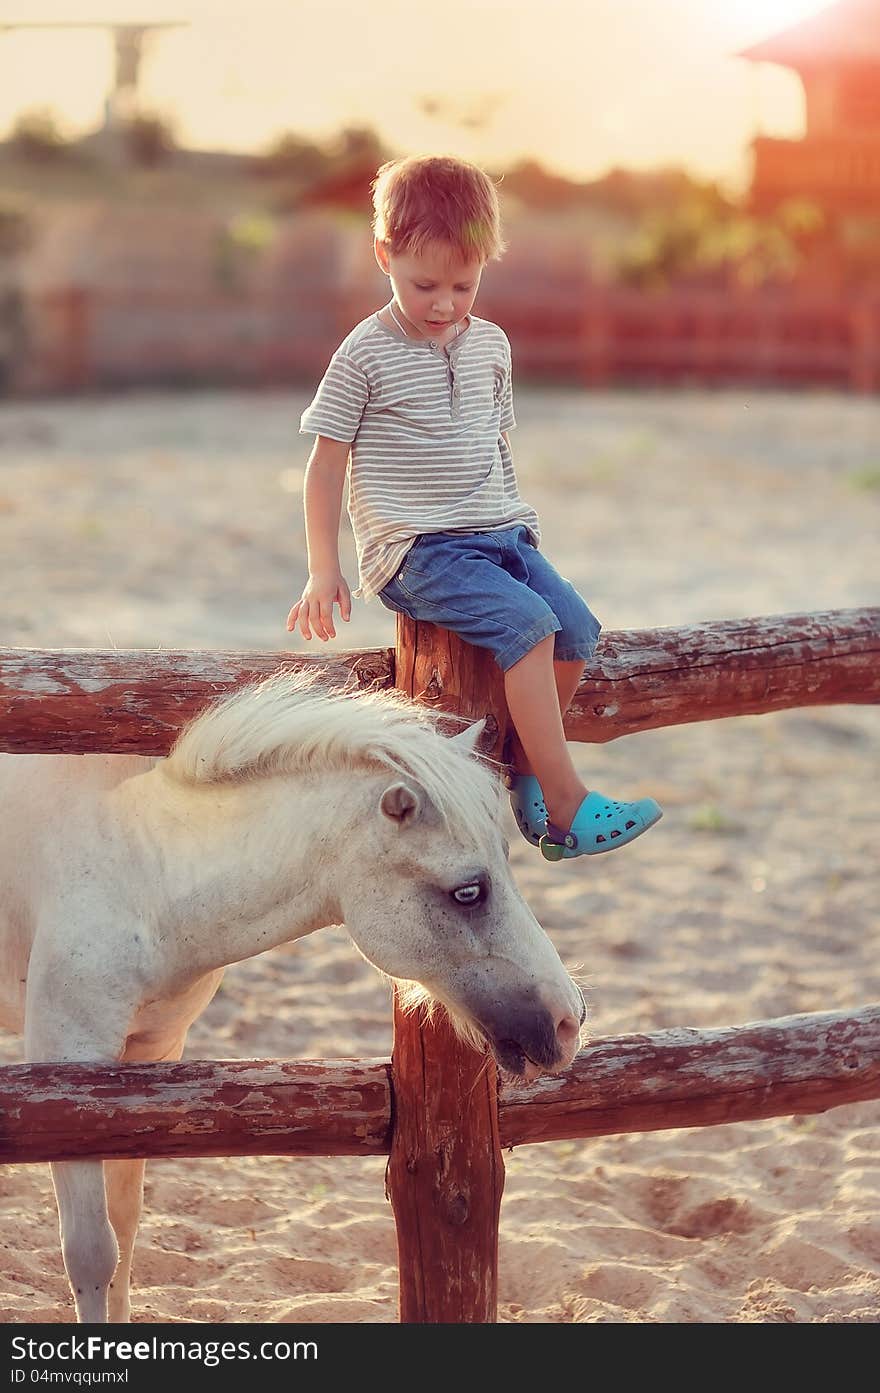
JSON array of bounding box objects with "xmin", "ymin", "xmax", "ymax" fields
[
  {"xmin": 0, "ymin": 1059, "xmax": 392, "ymax": 1163},
  {"xmin": 2, "ymin": 1005, "xmax": 877, "ymax": 1164},
  {"xmin": 564, "ymin": 607, "xmax": 879, "ymax": 743},
  {"xmin": 498, "ymin": 1004, "xmax": 880, "ymax": 1145},
  {"xmin": 0, "ymin": 647, "xmax": 394, "ymax": 755},
  {"xmin": 0, "ymin": 608, "xmax": 876, "ymax": 754}
]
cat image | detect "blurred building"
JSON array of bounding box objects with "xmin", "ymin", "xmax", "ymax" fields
[{"xmin": 741, "ymin": 0, "xmax": 880, "ymax": 213}]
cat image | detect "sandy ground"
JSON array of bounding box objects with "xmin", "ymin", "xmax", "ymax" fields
[{"xmin": 0, "ymin": 385, "xmax": 878, "ymax": 1324}]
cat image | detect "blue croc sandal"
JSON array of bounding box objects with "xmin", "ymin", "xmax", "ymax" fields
[
  {"xmin": 540, "ymin": 790, "xmax": 663, "ymax": 861},
  {"xmin": 504, "ymin": 771, "xmax": 548, "ymax": 846}
]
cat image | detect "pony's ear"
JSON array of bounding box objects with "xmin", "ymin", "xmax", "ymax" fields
[
  {"xmin": 447, "ymin": 718, "xmax": 486, "ymax": 756},
  {"xmin": 380, "ymin": 781, "xmax": 423, "ymax": 826}
]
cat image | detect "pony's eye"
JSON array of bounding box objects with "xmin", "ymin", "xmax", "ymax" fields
[{"xmin": 451, "ymin": 883, "xmax": 483, "ymax": 906}]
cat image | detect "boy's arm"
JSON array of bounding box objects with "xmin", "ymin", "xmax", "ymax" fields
[{"xmin": 286, "ymin": 435, "xmax": 352, "ymax": 641}]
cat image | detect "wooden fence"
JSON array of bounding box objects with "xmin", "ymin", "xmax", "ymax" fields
[
  {"xmin": 1, "ymin": 605, "xmax": 879, "ymax": 1322},
  {"xmin": 13, "ymin": 286, "xmax": 880, "ymax": 394}
]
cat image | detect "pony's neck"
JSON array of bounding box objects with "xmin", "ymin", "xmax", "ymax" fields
[{"xmin": 114, "ymin": 764, "xmax": 366, "ymax": 981}]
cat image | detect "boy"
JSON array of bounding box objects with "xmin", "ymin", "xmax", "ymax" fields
[{"xmin": 287, "ymin": 155, "xmax": 661, "ymax": 860}]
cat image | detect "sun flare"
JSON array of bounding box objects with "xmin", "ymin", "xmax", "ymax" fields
[{"xmin": 725, "ymin": 0, "xmax": 833, "ymax": 40}]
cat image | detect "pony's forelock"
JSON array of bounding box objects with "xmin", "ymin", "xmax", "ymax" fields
[{"xmin": 162, "ymin": 667, "xmax": 501, "ymax": 841}]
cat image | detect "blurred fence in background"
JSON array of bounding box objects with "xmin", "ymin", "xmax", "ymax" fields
[
  {"xmin": 15, "ymin": 283, "xmax": 880, "ymax": 394},
  {"xmin": 4, "ymin": 206, "xmax": 880, "ymax": 394}
]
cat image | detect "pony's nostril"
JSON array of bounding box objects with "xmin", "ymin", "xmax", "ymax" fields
[{"xmin": 556, "ymin": 1014, "xmax": 581, "ymax": 1051}]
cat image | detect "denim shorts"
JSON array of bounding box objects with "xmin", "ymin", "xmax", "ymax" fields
[{"xmin": 377, "ymin": 525, "xmax": 602, "ymax": 672}]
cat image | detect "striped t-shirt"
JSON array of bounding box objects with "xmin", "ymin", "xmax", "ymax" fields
[{"xmin": 299, "ymin": 304, "xmax": 541, "ymax": 602}]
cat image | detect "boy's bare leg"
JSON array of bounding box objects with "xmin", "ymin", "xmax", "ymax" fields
[
  {"xmin": 508, "ymin": 654, "xmax": 584, "ymax": 776},
  {"xmin": 503, "ymin": 636, "xmax": 588, "ymax": 831}
]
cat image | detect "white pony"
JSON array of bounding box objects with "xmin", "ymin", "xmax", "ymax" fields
[{"xmin": 0, "ymin": 668, "xmax": 585, "ymax": 1323}]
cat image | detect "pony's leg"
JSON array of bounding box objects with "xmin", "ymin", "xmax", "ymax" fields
[
  {"xmin": 27, "ymin": 921, "xmax": 222, "ymax": 1323},
  {"xmin": 105, "ymin": 1159, "xmax": 145, "ymax": 1324},
  {"xmin": 105, "ymin": 1031, "xmax": 189, "ymax": 1323},
  {"xmin": 508, "ymin": 655, "xmax": 585, "ymax": 776},
  {"xmin": 49, "ymin": 1161, "xmax": 119, "ymax": 1323},
  {"xmin": 26, "ymin": 957, "xmax": 133, "ymax": 1323}
]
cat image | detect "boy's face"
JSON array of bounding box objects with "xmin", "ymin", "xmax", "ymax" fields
[{"xmin": 374, "ymin": 238, "xmax": 485, "ymax": 339}]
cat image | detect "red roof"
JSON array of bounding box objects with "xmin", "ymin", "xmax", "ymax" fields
[{"xmin": 738, "ymin": 0, "xmax": 880, "ymax": 68}]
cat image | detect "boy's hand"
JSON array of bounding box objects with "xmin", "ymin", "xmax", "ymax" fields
[{"xmin": 286, "ymin": 571, "xmax": 351, "ymax": 641}]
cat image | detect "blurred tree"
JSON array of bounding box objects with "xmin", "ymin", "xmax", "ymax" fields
[
  {"xmin": 256, "ymin": 126, "xmax": 391, "ymax": 213},
  {"xmin": 122, "ymin": 111, "xmax": 176, "ymax": 167},
  {"xmin": 214, "ymin": 212, "xmax": 275, "ymax": 289},
  {"xmin": 499, "ymin": 159, "xmax": 588, "ymax": 211},
  {"xmin": 284, "ymin": 126, "xmax": 392, "ymax": 214},
  {"xmin": 11, "ymin": 108, "xmax": 70, "ymax": 162},
  {"xmin": 586, "ymin": 167, "xmax": 730, "ymax": 218},
  {"xmin": 256, "ymin": 132, "xmax": 327, "ymax": 183},
  {"xmin": 614, "ymin": 193, "xmax": 826, "ymax": 290},
  {"xmin": 0, "ymin": 196, "xmax": 30, "ymax": 393},
  {"xmin": 329, "ymin": 126, "xmax": 387, "ymax": 166},
  {"xmin": 0, "ymin": 197, "xmax": 33, "ymax": 258},
  {"xmin": 499, "ymin": 159, "xmax": 729, "ymax": 219}
]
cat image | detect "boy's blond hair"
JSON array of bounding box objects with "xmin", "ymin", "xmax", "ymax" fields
[{"xmin": 371, "ymin": 155, "xmax": 506, "ymax": 263}]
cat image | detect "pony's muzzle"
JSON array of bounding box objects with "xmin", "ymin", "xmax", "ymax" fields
[
  {"xmin": 555, "ymin": 1011, "xmax": 581, "ymax": 1055},
  {"xmin": 476, "ymin": 986, "xmax": 585, "ymax": 1080},
  {"xmin": 550, "ymin": 987, "xmax": 586, "ymax": 1071}
]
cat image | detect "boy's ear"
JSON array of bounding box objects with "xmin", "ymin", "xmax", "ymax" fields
[{"xmin": 374, "ymin": 237, "xmax": 391, "ymax": 275}]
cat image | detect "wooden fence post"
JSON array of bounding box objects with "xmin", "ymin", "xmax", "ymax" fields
[
  {"xmin": 851, "ymin": 300, "xmax": 880, "ymax": 394},
  {"xmin": 388, "ymin": 616, "xmax": 509, "ymax": 1323},
  {"xmin": 54, "ymin": 287, "xmax": 91, "ymax": 392}
]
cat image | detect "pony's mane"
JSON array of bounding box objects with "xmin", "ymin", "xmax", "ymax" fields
[{"xmin": 163, "ymin": 666, "xmax": 501, "ymax": 841}]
